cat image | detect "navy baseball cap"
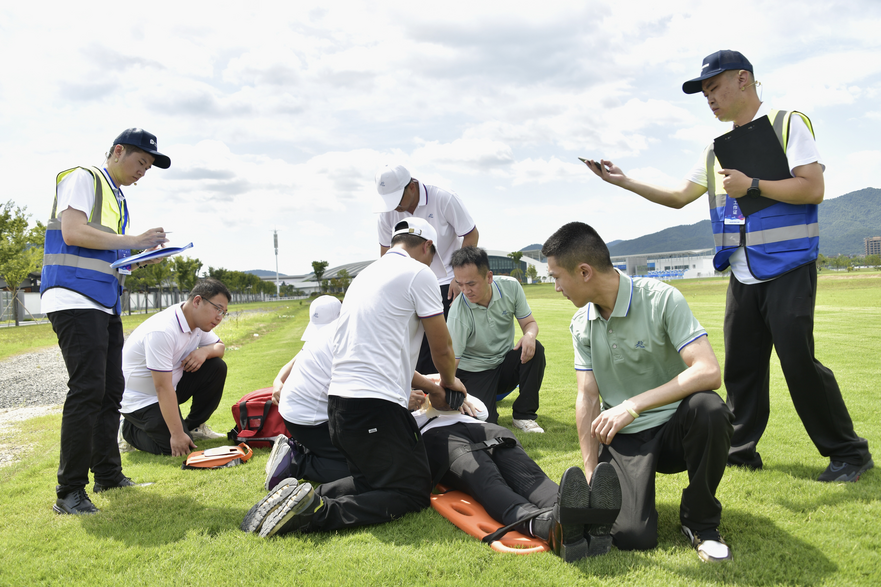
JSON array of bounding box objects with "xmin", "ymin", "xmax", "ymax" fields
[
  {"xmin": 112, "ymin": 128, "xmax": 171, "ymax": 169},
  {"xmin": 682, "ymin": 50, "xmax": 753, "ymax": 94}
]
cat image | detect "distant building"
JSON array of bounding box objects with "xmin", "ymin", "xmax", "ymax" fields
[
  {"xmin": 865, "ymin": 236, "xmax": 881, "ymax": 257},
  {"xmin": 484, "ymin": 250, "xmax": 547, "ymax": 283},
  {"xmin": 611, "ymin": 248, "xmax": 721, "ymax": 280}
]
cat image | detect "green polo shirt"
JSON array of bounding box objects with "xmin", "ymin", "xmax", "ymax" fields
[
  {"xmin": 569, "ymin": 271, "xmax": 707, "ymax": 433},
  {"xmin": 448, "ymin": 276, "xmax": 533, "ymax": 372}
]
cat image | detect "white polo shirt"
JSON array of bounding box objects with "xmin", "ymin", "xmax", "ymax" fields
[
  {"xmin": 328, "ymin": 248, "xmax": 443, "ymax": 408},
  {"xmin": 120, "ymin": 303, "xmax": 222, "ymax": 413},
  {"xmin": 377, "ymin": 182, "xmax": 476, "ymax": 286},
  {"xmin": 278, "ymin": 319, "xmax": 338, "ymax": 427}
]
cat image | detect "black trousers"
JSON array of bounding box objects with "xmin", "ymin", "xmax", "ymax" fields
[
  {"xmin": 121, "ymin": 357, "xmax": 227, "ymax": 455},
  {"xmin": 599, "ymin": 391, "xmax": 733, "ymax": 551},
  {"xmin": 724, "ymin": 262, "xmax": 871, "ymax": 469},
  {"xmin": 310, "ymin": 396, "xmax": 432, "ymax": 532},
  {"xmin": 50, "ymin": 309, "xmax": 126, "ymax": 496},
  {"xmin": 415, "ymin": 283, "xmax": 452, "ymax": 375},
  {"xmin": 456, "ymin": 341, "xmax": 545, "ymax": 423},
  {"xmin": 422, "ymin": 422, "xmax": 558, "ymax": 526},
  {"xmin": 283, "ymin": 420, "xmax": 350, "ymax": 484}
]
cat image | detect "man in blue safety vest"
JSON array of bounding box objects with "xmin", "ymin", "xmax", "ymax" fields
[{"xmin": 583, "ymin": 50, "xmax": 872, "ymax": 484}]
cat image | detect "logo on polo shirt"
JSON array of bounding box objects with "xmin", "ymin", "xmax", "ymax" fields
[
  {"xmin": 501, "ymin": 310, "xmax": 509, "ymax": 317},
  {"xmin": 428, "ymin": 213, "xmax": 434, "ymax": 218},
  {"xmin": 635, "ymin": 341, "xmax": 646, "ymax": 349}
]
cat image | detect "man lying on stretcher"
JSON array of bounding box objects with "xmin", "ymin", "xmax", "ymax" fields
[{"xmin": 259, "ymin": 378, "xmax": 621, "ymax": 562}]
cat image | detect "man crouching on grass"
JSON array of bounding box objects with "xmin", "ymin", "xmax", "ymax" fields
[
  {"xmin": 119, "ymin": 278, "xmax": 230, "ymax": 456},
  {"xmin": 542, "ymin": 222, "xmax": 734, "ymax": 562}
]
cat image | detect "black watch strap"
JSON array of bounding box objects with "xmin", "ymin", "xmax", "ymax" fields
[{"xmin": 748, "ymin": 177, "xmax": 761, "ymax": 197}]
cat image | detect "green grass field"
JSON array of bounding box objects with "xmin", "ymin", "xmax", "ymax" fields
[{"xmin": 0, "ymin": 275, "xmax": 878, "ymax": 587}]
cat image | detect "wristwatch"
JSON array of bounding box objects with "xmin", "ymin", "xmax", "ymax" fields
[{"xmin": 747, "ymin": 177, "xmax": 761, "ymax": 198}]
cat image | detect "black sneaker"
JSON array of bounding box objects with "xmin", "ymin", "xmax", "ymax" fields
[
  {"xmin": 93, "ymin": 476, "xmax": 153, "ymax": 493},
  {"xmin": 548, "ymin": 466, "xmax": 591, "ymax": 562},
  {"xmin": 585, "ymin": 462, "xmax": 621, "ymax": 556},
  {"xmin": 54, "ymin": 489, "xmax": 99, "ymax": 515},
  {"xmin": 241, "ymin": 478, "xmax": 301, "ymax": 534},
  {"xmin": 258, "ymin": 483, "xmax": 323, "ymax": 538},
  {"xmin": 818, "ymin": 459, "xmax": 874, "ymax": 482}
]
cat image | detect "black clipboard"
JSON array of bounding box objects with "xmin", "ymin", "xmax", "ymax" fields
[{"xmin": 713, "ymin": 115, "xmax": 790, "ymax": 216}]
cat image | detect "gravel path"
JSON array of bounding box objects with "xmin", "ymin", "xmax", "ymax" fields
[{"xmin": 0, "ymin": 348, "xmax": 68, "ymax": 468}]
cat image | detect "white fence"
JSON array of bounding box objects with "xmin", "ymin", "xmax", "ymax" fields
[{"xmin": 2, "ymin": 289, "xmax": 291, "ymax": 322}]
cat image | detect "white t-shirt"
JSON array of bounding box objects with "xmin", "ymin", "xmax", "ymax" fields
[
  {"xmin": 328, "ymin": 249, "xmax": 444, "ymax": 408},
  {"xmin": 278, "ymin": 320, "xmax": 338, "ymax": 427},
  {"xmin": 686, "ymin": 103, "xmax": 823, "ymax": 284},
  {"xmin": 120, "ymin": 303, "xmax": 222, "ymax": 413},
  {"xmin": 41, "ymin": 167, "xmax": 128, "ymax": 314},
  {"xmin": 377, "ymin": 182, "xmax": 476, "ymax": 285}
]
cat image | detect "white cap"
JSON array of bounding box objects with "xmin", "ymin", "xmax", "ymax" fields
[
  {"xmin": 392, "ymin": 217, "xmax": 437, "ymax": 245},
  {"xmin": 374, "ymin": 164, "xmax": 411, "ymax": 213},
  {"xmin": 301, "ymin": 295, "xmax": 342, "ymax": 341}
]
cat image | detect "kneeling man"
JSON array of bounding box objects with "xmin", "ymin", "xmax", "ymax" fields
[
  {"xmin": 120, "ymin": 278, "xmax": 230, "ymax": 456},
  {"xmin": 542, "ymin": 222, "xmax": 734, "ymax": 562},
  {"xmin": 447, "ymin": 246, "xmax": 545, "ymax": 431}
]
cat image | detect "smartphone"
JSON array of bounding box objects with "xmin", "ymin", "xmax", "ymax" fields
[{"xmin": 578, "ymin": 157, "xmax": 604, "ymax": 172}]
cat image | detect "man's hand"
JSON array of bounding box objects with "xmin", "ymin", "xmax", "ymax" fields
[
  {"xmin": 170, "ymin": 431, "xmax": 197, "ymax": 457},
  {"xmin": 182, "ymin": 348, "xmax": 210, "ymax": 372},
  {"xmin": 448, "ymin": 279, "xmax": 462, "ymax": 301},
  {"xmin": 271, "ymin": 385, "xmax": 282, "ymax": 406},
  {"xmin": 408, "ymin": 389, "xmax": 427, "ymax": 411},
  {"xmin": 584, "ymin": 158, "xmax": 628, "ymax": 187},
  {"xmin": 132, "ymin": 227, "xmax": 170, "ymax": 250},
  {"xmin": 428, "ymin": 377, "xmax": 467, "ymax": 411},
  {"xmin": 718, "ymin": 168, "xmax": 751, "ymax": 198},
  {"xmin": 514, "ymin": 335, "xmax": 536, "ymax": 363},
  {"xmin": 590, "ymin": 402, "xmax": 636, "ymax": 445}
]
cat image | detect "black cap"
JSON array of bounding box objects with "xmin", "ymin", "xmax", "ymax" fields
[
  {"xmin": 682, "ymin": 50, "xmax": 753, "ymax": 95},
  {"xmin": 112, "ymin": 128, "xmax": 171, "ymax": 169}
]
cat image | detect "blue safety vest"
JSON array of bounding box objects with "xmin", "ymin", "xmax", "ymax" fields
[
  {"xmin": 705, "ymin": 110, "xmax": 820, "ymax": 280},
  {"xmin": 40, "ymin": 166, "xmax": 129, "ymax": 313}
]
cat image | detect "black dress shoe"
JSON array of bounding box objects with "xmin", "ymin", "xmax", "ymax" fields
[
  {"xmin": 93, "ymin": 476, "xmax": 153, "ymax": 493},
  {"xmin": 54, "ymin": 489, "xmax": 99, "ymax": 515}
]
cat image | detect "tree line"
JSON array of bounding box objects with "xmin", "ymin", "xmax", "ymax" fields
[{"xmin": 0, "ymin": 200, "xmax": 285, "ymax": 325}]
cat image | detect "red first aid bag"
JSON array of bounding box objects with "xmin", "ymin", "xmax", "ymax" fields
[{"xmin": 228, "ymin": 387, "xmax": 290, "ymax": 448}]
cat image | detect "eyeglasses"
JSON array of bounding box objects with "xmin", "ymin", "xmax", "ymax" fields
[{"xmin": 202, "ymin": 297, "xmax": 229, "ymax": 318}]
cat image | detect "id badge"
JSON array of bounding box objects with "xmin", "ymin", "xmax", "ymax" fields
[
  {"xmin": 723, "ymin": 196, "xmax": 745, "ymax": 226},
  {"xmin": 116, "ymin": 250, "xmax": 132, "ymax": 275}
]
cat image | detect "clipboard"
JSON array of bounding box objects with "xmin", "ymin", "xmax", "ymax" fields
[
  {"xmin": 713, "ymin": 115, "xmax": 790, "ymax": 216},
  {"xmin": 111, "ymin": 242, "xmax": 194, "ymax": 269}
]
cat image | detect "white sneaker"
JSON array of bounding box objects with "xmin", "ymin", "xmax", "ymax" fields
[
  {"xmin": 512, "ymin": 419, "xmax": 544, "ymax": 433},
  {"xmin": 118, "ymin": 417, "xmax": 135, "ymax": 453},
  {"xmin": 681, "ymin": 525, "xmax": 732, "ymax": 562},
  {"xmin": 190, "ymin": 423, "xmax": 226, "ymax": 440}
]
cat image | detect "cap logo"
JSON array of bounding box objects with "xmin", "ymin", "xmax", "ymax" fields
[
  {"xmin": 701, "ymin": 64, "xmax": 709, "ymax": 70},
  {"xmin": 380, "ymin": 181, "xmax": 386, "ymax": 187},
  {"xmin": 150, "ymin": 139, "xmax": 156, "ymax": 145}
]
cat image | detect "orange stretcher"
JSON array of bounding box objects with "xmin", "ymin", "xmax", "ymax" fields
[{"xmin": 430, "ymin": 489, "xmax": 550, "ymax": 555}]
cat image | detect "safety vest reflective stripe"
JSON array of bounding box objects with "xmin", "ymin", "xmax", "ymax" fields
[
  {"xmin": 42, "ymin": 253, "xmax": 119, "ymax": 277},
  {"xmin": 712, "ymin": 222, "xmax": 820, "ymax": 248}
]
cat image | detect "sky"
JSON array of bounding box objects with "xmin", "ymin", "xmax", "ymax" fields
[{"xmin": 3, "ymin": 1, "xmax": 880, "ymax": 276}]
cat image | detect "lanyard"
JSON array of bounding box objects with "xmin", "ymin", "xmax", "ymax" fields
[{"xmin": 102, "ymin": 167, "xmax": 129, "ymax": 234}]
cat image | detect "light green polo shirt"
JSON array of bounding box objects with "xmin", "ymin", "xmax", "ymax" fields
[
  {"xmin": 448, "ymin": 276, "xmax": 533, "ymax": 372},
  {"xmin": 569, "ymin": 271, "xmax": 707, "ymax": 433}
]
